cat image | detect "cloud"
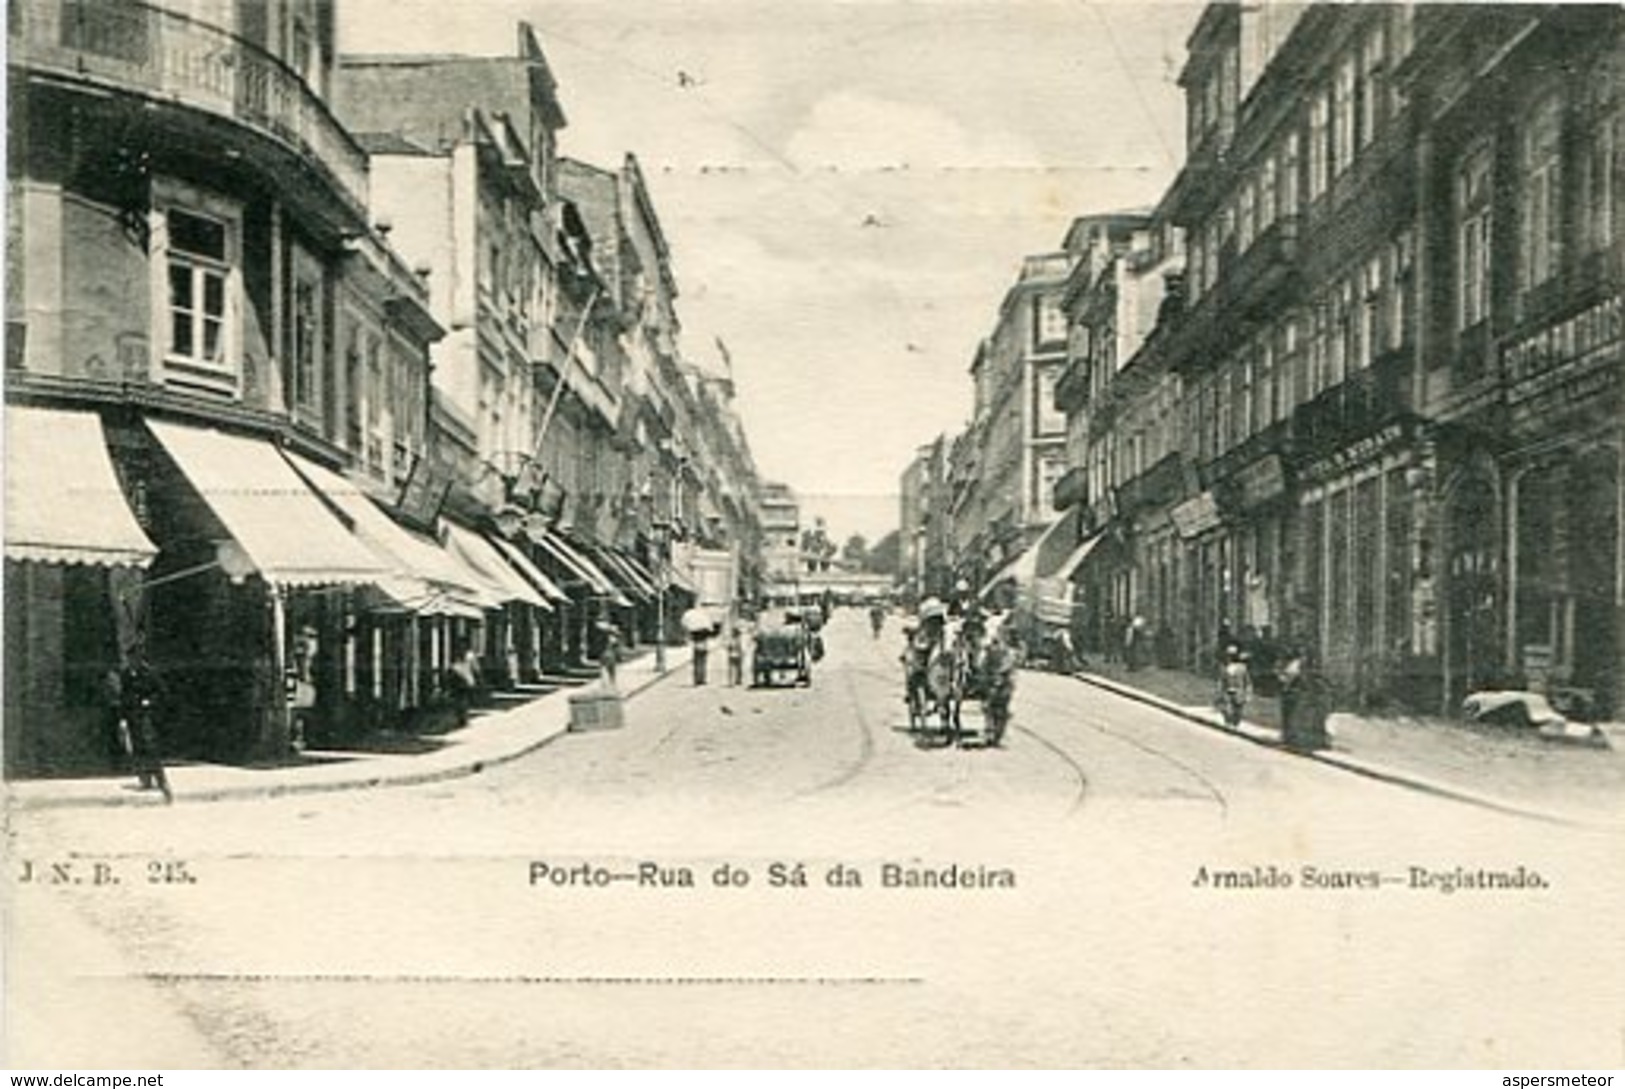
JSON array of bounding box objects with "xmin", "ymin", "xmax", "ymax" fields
[{"xmin": 784, "ymin": 90, "xmax": 1042, "ymax": 171}]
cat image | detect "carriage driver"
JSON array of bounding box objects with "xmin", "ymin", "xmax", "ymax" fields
[{"xmin": 902, "ymin": 597, "xmax": 948, "ymax": 706}]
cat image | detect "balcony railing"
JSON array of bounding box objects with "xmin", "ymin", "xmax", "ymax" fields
[
  {"xmin": 12, "ymin": 0, "xmax": 367, "ymax": 213},
  {"xmin": 1291, "ymin": 349, "xmax": 1415, "ymax": 463}
]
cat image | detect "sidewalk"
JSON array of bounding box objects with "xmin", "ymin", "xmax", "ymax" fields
[
  {"xmin": 1075, "ymin": 658, "xmax": 1625, "ymax": 831},
  {"xmin": 5, "ymin": 645, "xmax": 692, "ymax": 812}
]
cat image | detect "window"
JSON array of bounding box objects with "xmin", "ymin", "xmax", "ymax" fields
[
  {"xmin": 1036, "ymin": 367, "xmax": 1065, "ymax": 435},
  {"xmin": 1308, "ymin": 300, "xmax": 1329, "ymax": 396},
  {"xmin": 1036, "ymin": 294, "xmax": 1068, "ymax": 348},
  {"xmin": 366, "ymin": 334, "xmax": 385, "ymax": 473},
  {"xmin": 1238, "ymin": 351, "xmax": 1254, "ymax": 439},
  {"xmin": 1309, "ymin": 91, "xmax": 1330, "ymax": 199},
  {"xmin": 167, "ymin": 215, "xmax": 227, "ymax": 367},
  {"xmin": 1457, "ymin": 144, "xmax": 1494, "ymax": 330},
  {"xmin": 1259, "ymin": 158, "xmax": 1277, "ymax": 233},
  {"xmin": 163, "ymin": 208, "xmax": 234, "ymax": 377},
  {"xmin": 1581, "ymin": 104, "xmax": 1618, "ymax": 256},
  {"xmin": 1579, "ymin": 102, "xmax": 1618, "ymax": 256},
  {"xmin": 1331, "ymin": 278, "xmax": 1353, "ymax": 384},
  {"xmin": 1280, "ymin": 132, "xmax": 1300, "ymax": 218},
  {"xmin": 344, "ymin": 323, "xmax": 363, "ymax": 452},
  {"xmin": 1238, "ymin": 180, "xmax": 1257, "ymax": 252},
  {"xmin": 1520, "ymin": 94, "xmax": 1564, "ymax": 295},
  {"xmin": 1279, "ymin": 314, "xmax": 1302, "ymax": 411},
  {"xmin": 1360, "ymin": 25, "xmax": 1386, "ymax": 149},
  {"xmin": 1204, "ymin": 218, "xmax": 1222, "ymax": 293},
  {"xmin": 1358, "ymin": 256, "xmax": 1383, "ymax": 368},
  {"xmin": 292, "ymin": 278, "xmax": 319, "ymax": 412},
  {"xmin": 1334, "ymin": 56, "xmax": 1357, "ymax": 177},
  {"xmin": 1387, "ymin": 230, "xmax": 1414, "ymax": 351},
  {"xmin": 1255, "ymin": 336, "xmax": 1276, "ymax": 428}
]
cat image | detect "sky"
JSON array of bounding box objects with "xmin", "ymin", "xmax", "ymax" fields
[{"xmin": 338, "ymin": 0, "xmax": 1199, "ymax": 543}]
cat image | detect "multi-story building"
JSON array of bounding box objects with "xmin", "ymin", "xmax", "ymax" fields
[
  {"xmin": 5, "ymin": 0, "xmax": 459, "ymax": 768},
  {"xmin": 1403, "ymin": 6, "xmax": 1622, "ymax": 716},
  {"xmin": 898, "ymin": 435, "xmax": 954, "ymax": 604},
  {"xmin": 758, "ymin": 482, "xmax": 802, "ymax": 591},
  {"xmin": 1054, "ymin": 211, "xmax": 1179, "ymax": 656},
  {"xmin": 958, "ymin": 250, "xmax": 1077, "ymax": 591},
  {"xmin": 1043, "ymin": 3, "xmax": 1620, "ymax": 719},
  {"xmin": 335, "ymin": 26, "xmax": 601, "ymax": 679}
]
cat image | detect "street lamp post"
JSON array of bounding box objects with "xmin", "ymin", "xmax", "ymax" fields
[{"xmin": 653, "ymin": 522, "xmax": 669, "ymax": 675}]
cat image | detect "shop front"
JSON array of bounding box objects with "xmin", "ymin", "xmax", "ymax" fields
[
  {"xmin": 137, "ymin": 419, "xmax": 392, "ymax": 761},
  {"xmin": 1293, "ymin": 419, "xmax": 1431, "ymax": 708},
  {"xmin": 1499, "ymin": 294, "xmax": 1623, "ymax": 719},
  {"xmin": 4, "ymin": 405, "xmax": 160, "ymax": 776}
]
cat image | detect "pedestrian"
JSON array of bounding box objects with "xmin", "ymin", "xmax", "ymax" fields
[
  {"xmin": 120, "ymin": 653, "xmax": 171, "ymax": 803},
  {"xmin": 599, "ymin": 623, "xmax": 622, "ymax": 691},
  {"xmin": 449, "ymin": 645, "xmax": 480, "ymax": 725},
  {"xmin": 1217, "ymin": 644, "xmax": 1251, "ymax": 729},
  {"xmin": 691, "ymin": 628, "xmax": 711, "ymax": 686},
  {"xmin": 1125, "ymin": 614, "xmax": 1148, "ymax": 672},
  {"xmin": 1278, "ymin": 643, "xmax": 1329, "ymax": 751},
  {"xmin": 725, "ymin": 625, "xmax": 744, "ymax": 687}
]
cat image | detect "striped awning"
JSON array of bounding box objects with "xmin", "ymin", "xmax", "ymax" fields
[
  {"xmin": 487, "ymin": 534, "xmax": 570, "ymax": 603},
  {"xmin": 283, "ymin": 451, "xmax": 494, "ymax": 611},
  {"xmin": 442, "ymin": 521, "xmax": 552, "ymax": 610},
  {"xmin": 4, "ymin": 406, "xmax": 157, "ymax": 568},
  {"xmin": 148, "ymin": 421, "xmax": 387, "ymax": 588},
  {"xmin": 529, "ymin": 529, "xmax": 632, "ymax": 606}
]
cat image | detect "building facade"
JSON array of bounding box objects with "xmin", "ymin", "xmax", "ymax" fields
[{"xmin": 6, "ymin": 3, "xmax": 771, "ymax": 777}]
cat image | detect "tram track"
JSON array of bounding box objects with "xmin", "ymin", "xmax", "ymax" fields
[{"xmin": 1014, "ymin": 676, "xmax": 1231, "ymax": 818}]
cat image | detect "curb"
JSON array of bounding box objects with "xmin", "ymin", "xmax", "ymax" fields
[
  {"xmin": 6, "ymin": 651, "xmax": 690, "ymax": 812},
  {"xmin": 1073, "ymin": 671, "xmax": 1625, "ymax": 833}
]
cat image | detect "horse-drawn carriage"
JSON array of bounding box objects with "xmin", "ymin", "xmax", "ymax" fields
[
  {"xmin": 902, "ymin": 602, "xmax": 1014, "ymax": 748},
  {"xmin": 753, "ymin": 611, "xmax": 813, "ymax": 687}
]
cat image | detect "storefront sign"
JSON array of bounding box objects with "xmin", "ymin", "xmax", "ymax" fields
[
  {"xmin": 1502, "ymin": 294, "xmax": 1623, "ymax": 383},
  {"xmin": 1231, "ymin": 453, "xmax": 1286, "ymax": 510},
  {"xmin": 396, "ymin": 453, "xmax": 454, "ymax": 526},
  {"xmin": 1300, "ymin": 420, "xmax": 1410, "ymax": 483},
  {"xmin": 1170, "ymin": 491, "xmax": 1223, "ymax": 539},
  {"xmin": 1509, "ymin": 360, "xmax": 1620, "ymax": 431}
]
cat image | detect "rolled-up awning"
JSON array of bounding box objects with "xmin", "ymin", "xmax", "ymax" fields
[
  {"xmin": 442, "ymin": 521, "xmax": 552, "ymax": 610},
  {"xmin": 147, "ymin": 421, "xmax": 387, "ymax": 588},
  {"xmin": 5, "ymin": 406, "xmax": 157, "ymax": 568},
  {"xmin": 487, "ymin": 535, "xmax": 569, "ymax": 603},
  {"xmin": 283, "ymin": 451, "xmax": 492, "ymax": 611}
]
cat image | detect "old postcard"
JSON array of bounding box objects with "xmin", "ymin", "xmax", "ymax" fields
[{"xmin": 5, "ymin": 0, "xmax": 1624, "ymax": 1070}]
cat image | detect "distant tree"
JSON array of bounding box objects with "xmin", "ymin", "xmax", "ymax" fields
[
  {"xmin": 865, "ymin": 530, "xmax": 901, "ymax": 576},
  {"xmin": 842, "ymin": 534, "xmax": 868, "ymax": 567}
]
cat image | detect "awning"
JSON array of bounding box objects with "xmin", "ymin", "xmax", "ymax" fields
[
  {"xmin": 147, "ymin": 421, "xmax": 387, "ymax": 588},
  {"xmin": 283, "ymin": 452, "xmax": 492, "ymax": 610},
  {"xmin": 487, "ymin": 534, "xmax": 570, "ymax": 603},
  {"xmin": 1054, "ymin": 532, "xmax": 1107, "ymax": 583},
  {"xmin": 5, "ymin": 406, "xmax": 157, "ymax": 568},
  {"xmin": 583, "ymin": 542, "xmax": 655, "ymax": 602},
  {"xmin": 979, "ymin": 517, "xmax": 1072, "ymax": 600},
  {"xmin": 615, "ymin": 550, "xmax": 661, "ymax": 595},
  {"xmin": 442, "ymin": 521, "xmax": 552, "ymax": 610},
  {"xmin": 529, "ymin": 529, "xmax": 631, "ymax": 606}
]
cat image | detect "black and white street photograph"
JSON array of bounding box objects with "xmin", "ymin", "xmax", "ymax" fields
[{"xmin": 4, "ymin": 0, "xmax": 1624, "ymax": 1072}]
